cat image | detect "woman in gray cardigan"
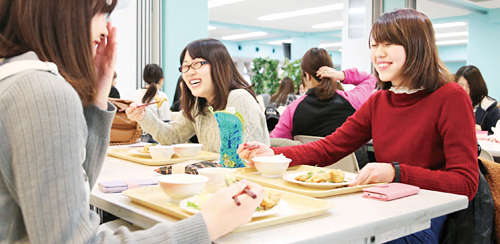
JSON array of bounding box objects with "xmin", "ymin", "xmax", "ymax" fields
[{"xmin": 0, "ymin": 0, "xmax": 263, "ymax": 243}]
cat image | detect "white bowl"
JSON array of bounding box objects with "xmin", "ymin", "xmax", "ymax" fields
[
  {"xmin": 197, "ymin": 167, "xmax": 236, "ymax": 193},
  {"xmin": 149, "ymin": 145, "xmax": 174, "ymax": 160},
  {"xmin": 252, "ymin": 155, "xmax": 292, "ymax": 178},
  {"xmin": 173, "ymin": 144, "xmax": 203, "ymax": 158},
  {"xmin": 157, "ymin": 174, "xmax": 209, "ymax": 203}
]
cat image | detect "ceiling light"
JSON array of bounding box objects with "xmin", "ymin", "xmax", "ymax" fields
[
  {"xmin": 433, "ymin": 22, "xmax": 466, "ymax": 29},
  {"xmin": 312, "ymin": 21, "xmax": 343, "ymax": 29},
  {"xmin": 319, "ymin": 42, "xmax": 342, "ymax": 48},
  {"xmin": 221, "ymin": 32, "xmax": 268, "ymax": 40},
  {"xmin": 258, "ymin": 3, "xmax": 343, "ymax": 21},
  {"xmin": 435, "ymin": 31, "xmax": 468, "ymax": 38},
  {"xmin": 207, "ymin": 26, "xmax": 217, "ymax": 31},
  {"xmin": 436, "ymin": 39, "xmax": 468, "ymax": 46},
  {"xmin": 208, "ymin": 0, "xmax": 245, "ymax": 8},
  {"xmin": 268, "ymin": 39, "xmax": 292, "ymax": 45}
]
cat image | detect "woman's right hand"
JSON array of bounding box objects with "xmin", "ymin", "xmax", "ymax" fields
[
  {"xmin": 317, "ymin": 66, "xmax": 345, "ymax": 81},
  {"xmin": 125, "ymin": 103, "xmax": 146, "ymax": 121},
  {"xmin": 201, "ymin": 179, "xmax": 265, "ymax": 241},
  {"xmin": 237, "ymin": 142, "xmax": 274, "ymax": 166}
]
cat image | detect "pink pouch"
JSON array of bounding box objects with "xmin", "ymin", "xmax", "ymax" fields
[{"xmin": 362, "ymin": 183, "xmax": 420, "ymax": 201}]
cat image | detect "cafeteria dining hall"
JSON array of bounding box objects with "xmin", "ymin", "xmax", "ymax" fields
[{"xmin": 2, "ymin": 0, "xmax": 500, "ymax": 243}]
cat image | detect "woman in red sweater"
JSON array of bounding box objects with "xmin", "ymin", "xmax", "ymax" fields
[{"xmin": 238, "ymin": 8, "xmax": 478, "ymax": 244}]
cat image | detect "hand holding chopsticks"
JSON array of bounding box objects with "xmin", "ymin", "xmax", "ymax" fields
[{"xmin": 236, "ymin": 142, "xmax": 275, "ymax": 166}]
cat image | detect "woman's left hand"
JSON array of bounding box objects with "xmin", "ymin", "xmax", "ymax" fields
[
  {"xmin": 94, "ymin": 21, "xmax": 118, "ymax": 110},
  {"xmin": 349, "ymin": 162, "xmax": 395, "ymax": 186}
]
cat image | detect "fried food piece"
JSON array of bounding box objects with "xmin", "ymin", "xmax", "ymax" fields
[
  {"xmin": 306, "ymin": 172, "xmax": 331, "ymax": 183},
  {"xmin": 259, "ymin": 192, "xmax": 282, "ymax": 211},
  {"xmin": 154, "ymin": 95, "xmax": 168, "ymax": 108},
  {"xmin": 139, "ymin": 144, "xmax": 151, "ymax": 153},
  {"xmin": 330, "ymin": 169, "xmax": 345, "ymax": 183},
  {"xmin": 295, "ymin": 173, "xmax": 310, "ymax": 182}
]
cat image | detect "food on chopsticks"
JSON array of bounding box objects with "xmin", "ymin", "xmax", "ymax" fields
[
  {"xmin": 295, "ymin": 168, "xmax": 345, "ymax": 183},
  {"xmin": 187, "ymin": 192, "xmax": 282, "ymax": 212},
  {"xmin": 154, "ymin": 95, "xmax": 168, "ymax": 108}
]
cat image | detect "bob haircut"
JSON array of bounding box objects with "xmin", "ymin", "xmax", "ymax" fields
[
  {"xmin": 370, "ymin": 8, "xmax": 452, "ymax": 92},
  {"xmin": 179, "ymin": 38, "xmax": 256, "ymax": 122},
  {"xmin": 0, "ymin": 0, "xmax": 117, "ymax": 106},
  {"xmin": 301, "ymin": 47, "xmax": 343, "ymax": 100},
  {"xmin": 455, "ymin": 65, "xmax": 488, "ymax": 107},
  {"xmin": 270, "ymin": 77, "xmax": 295, "ymax": 105}
]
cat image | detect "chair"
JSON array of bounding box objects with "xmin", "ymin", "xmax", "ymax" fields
[
  {"xmin": 293, "ymin": 135, "xmax": 360, "ymax": 173},
  {"xmin": 480, "ymin": 148, "xmax": 494, "ymax": 162},
  {"xmin": 257, "ymin": 94, "xmax": 271, "ymax": 110}
]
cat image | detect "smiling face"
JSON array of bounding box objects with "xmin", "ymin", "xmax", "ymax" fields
[
  {"xmin": 181, "ymin": 50, "xmax": 215, "ymax": 103},
  {"xmin": 370, "ymin": 40, "xmax": 406, "ymax": 87},
  {"xmin": 90, "ymin": 13, "xmax": 108, "ymax": 56}
]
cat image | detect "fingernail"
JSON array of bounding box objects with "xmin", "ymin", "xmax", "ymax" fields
[
  {"xmin": 240, "ymin": 179, "xmax": 247, "ymax": 185},
  {"xmin": 243, "ymin": 143, "xmax": 248, "ymax": 146}
]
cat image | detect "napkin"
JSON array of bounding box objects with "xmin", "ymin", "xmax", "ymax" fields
[{"xmin": 98, "ymin": 179, "xmax": 157, "ymax": 193}]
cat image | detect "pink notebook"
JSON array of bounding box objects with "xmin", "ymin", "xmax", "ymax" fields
[{"xmin": 362, "ymin": 183, "xmax": 420, "ymax": 201}]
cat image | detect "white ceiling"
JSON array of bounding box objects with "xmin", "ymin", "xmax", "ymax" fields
[{"xmin": 208, "ymin": 0, "xmax": 500, "ymax": 51}]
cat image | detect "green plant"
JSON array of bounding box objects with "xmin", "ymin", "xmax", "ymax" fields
[
  {"xmin": 281, "ymin": 58, "xmax": 302, "ymax": 88},
  {"xmin": 251, "ymin": 57, "xmax": 280, "ymax": 95}
]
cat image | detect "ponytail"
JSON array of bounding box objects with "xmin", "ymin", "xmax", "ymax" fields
[{"xmin": 142, "ymin": 83, "xmax": 157, "ymax": 103}]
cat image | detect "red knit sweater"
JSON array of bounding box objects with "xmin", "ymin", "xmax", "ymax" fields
[{"xmin": 273, "ymin": 82, "xmax": 479, "ymax": 200}]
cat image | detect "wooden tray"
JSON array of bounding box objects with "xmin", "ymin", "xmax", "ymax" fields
[
  {"xmin": 122, "ymin": 186, "xmax": 333, "ymax": 233},
  {"xmin": 235, "ymin": 165, "xmax": 376, "ymax": 198},
  {"xmin": 107, "ymin": 148, "xmax": 219, "ymax": 166}
]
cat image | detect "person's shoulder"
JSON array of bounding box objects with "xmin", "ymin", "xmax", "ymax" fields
[
  {"xmin": 228, "ymin": 89, "xmax": 253, "ymax": 99},
  {"xmin": 481, "ymin": 96, "xmax": 498, "ymax": 110}
]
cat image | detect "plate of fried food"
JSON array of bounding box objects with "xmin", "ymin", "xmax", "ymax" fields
[
  {"xmin": 180, "ymin": 191, "xmax": 287, "ymax": 218},
  {"xmin": 283, "ymin": 168, "xmax": 357, "ymax": 189},
  {"xmin": 128, "ymin": 144, "xmax": 153, "ymax": 157}
]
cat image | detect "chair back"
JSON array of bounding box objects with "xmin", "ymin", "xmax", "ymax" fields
[
  {"xmin": 479, "ymin": 148, "xmax": 494, "ymax": 162},
  {"xmin": 293, "ymin": 135, "xmax": 360, "ymax": 173}
]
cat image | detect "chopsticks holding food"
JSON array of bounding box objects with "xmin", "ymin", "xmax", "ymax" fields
[{"xmin": 118, "ymin": 101, "xmax": 158, "ymax": 112}]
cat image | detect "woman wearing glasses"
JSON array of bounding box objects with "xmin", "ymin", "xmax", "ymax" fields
[{"xmin": 126, "ymin": 38, "xmax": 270, "ymax": 152}]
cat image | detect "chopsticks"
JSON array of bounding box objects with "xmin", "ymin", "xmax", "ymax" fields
[
  {"xmin": 225, "ymin": 178, "xmax": 257, "ymax": 206},
  {"xmin": 118, "ymin": 101, "xmax": 158, "ymax": 112},
  {"xmin": 232, "ymin": 188, "xmax": 257, "ymax": 206}
]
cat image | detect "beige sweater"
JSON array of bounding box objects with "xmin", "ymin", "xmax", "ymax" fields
[
  {"xmin": 0, "ymin": 52, "xmax": 210, "ymax": 243},
  {"xmin": 139, "ymin": 89, "xmax": 270, "ymax": 152}
]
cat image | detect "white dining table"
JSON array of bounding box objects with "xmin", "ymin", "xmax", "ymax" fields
[
  {"xmin": 91, "ymin": 152, "xmax": 468, "ymax": 244},
  {"xmin": 478, "ymin": 139, "xmax": 500, "ymax": 157}
]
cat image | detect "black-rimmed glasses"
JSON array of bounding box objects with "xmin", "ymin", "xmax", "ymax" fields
[{"xmin": 178, "ymin": 61, "xmax": 209, "ymax": 73}]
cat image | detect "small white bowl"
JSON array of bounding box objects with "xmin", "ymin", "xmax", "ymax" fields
[
  {"xmin": 252, "ymin": 155, "xmax": 292, "ymax": 178},
  {"xmin": 197, "ymin": 167, "xmax": 236, "ymax": 193},
  {"xmin": 149, "ymin": 145, "xmax": 174, "ymax": 160},
  {"xmin": 157, "ymin": 174, "xmax": 209, "ymax": 203},
  {"xmin": 173, "ymin": 144, "xmax": 203, "ymax": 158}
]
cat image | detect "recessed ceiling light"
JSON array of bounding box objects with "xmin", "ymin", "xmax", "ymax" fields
[
  {"xmin": 436, "ymin": 39, "xmax": 468, "ymax": 46},
  {"xmin": 312, "ymin": 21, "xmax": 343, "ymax": 29},
  {"xmin": 433, "ymin": 22, "xmax": 466, "ymax": 29},
  {"xmin": 207, "ymin": 26, "xmax": 217, "ymax": 31},
  {"xmin": 319, "ymin": 42, "xmax": 342, "ymax": 48},
  {"xmin": 208, "ymin": 0, "xmax": 245, "ymax": 8},
  {"xmin": 221, "ymin": 32, "xmax": 268, "ymax": 40},
  {"xmin": 258, "ymin": 3, "xmax": 343, "ymax": 21},
  {"xmin": 268, "ymin": 39, "xmax": 292, "ymax": 45},
  {"xmin": 435, "ymin": 31, "xmax": 468, "ymax": 38}
]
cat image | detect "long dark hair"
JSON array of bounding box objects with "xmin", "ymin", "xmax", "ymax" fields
[
  {"xmin": 142, "ymin": 64, "xmax": 164, "ymax": 103},
  {"xmin": 455, "ymin": 65, "xmax": 488, "ymax": 107},
  {"xmin": 301, "ymin": 48, "xmax": 342, "ymax": 100},
  {"xmin": 370, "ymin": 8, "xmax": 452, "ymax": 92},
  {"xmin": 179, "ymin": 38, "xmax": 256, "ymax": 122},
  {"xmin": 0, "ymin": 0, "xmax": 117, "ymax": 106},
  {"xmin": 271, "ymin": 77, "xmax": 295, "ymax": 105}
]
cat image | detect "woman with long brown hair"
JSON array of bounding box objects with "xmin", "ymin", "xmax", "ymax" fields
[
  {"xmin": 269, "ymin": 77, "xmax": 297, "ymax": 108},
  {"xmin": 240, "ymin": 9, "xmax": 479, "ymax": 243},
  {"xmin": 0, "ymin": 1, "xmax": 263, "ymax": 243},
  {"xmin": 455, "ymin": 65, "xmax": 500, "ymax": 134},
  {"xmin": 126, "ymin": 38, "xmax": 270, "ymax": 152}
]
